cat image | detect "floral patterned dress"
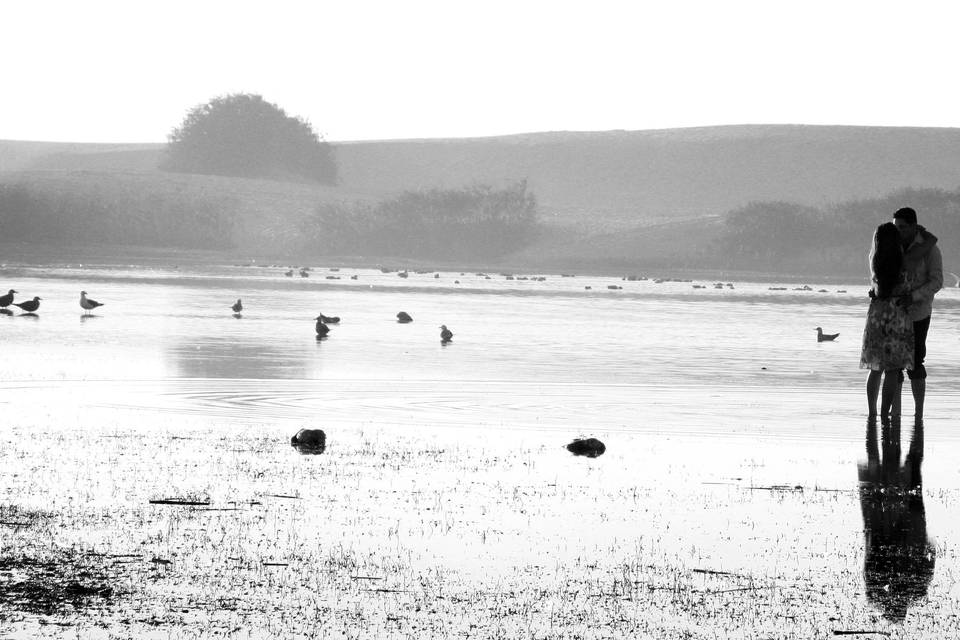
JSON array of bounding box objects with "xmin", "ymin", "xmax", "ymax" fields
[{"xmin": 860, "ymin": 275, "xmax": 914, "ymax": 372}]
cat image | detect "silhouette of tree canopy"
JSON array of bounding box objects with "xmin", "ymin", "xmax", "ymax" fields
[{"xmin": 162, "ymin": 93, "xmax": 337, "ymax": 184}]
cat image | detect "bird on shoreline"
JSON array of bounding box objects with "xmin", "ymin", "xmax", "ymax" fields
[
  {"xmin": 397, "ymin": 311, "xmax": 413, "ymax": 323},
  {"xmin": 0, "ymin": 289, "xmax": 16, "ymax": 308},
  {"xmin": 14, "ymin": 296, "xmax": 41, "ymax": 313},
  {"xmin": 80, "ymin": 291, "xmax": 104, "ymax": 315},
  {"xmin": 315, "ymin": 316, "xmax": 330, "ymax": 338},
  {"xmin": 232, "ymin": 298, "xmax": 243, "ymax": 314},
  {"xmin": 440, "ymin": 325, "xmax": 453, "ymax": 343},
  {"xmin": 816, "ymin": 327, "xmax": 839, "ymax": 342},
  {"xmin": 318, "ymin": 313, "xmax": 340, "ymax": 324}
]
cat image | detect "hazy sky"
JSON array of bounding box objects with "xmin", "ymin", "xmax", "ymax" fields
[{"xmin": 3, "ymin": 0, "xmax": 958, "ymax": 143}]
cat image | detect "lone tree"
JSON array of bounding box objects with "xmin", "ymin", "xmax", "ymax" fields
[{"xmin": 162, "ymin": 93, "xmax": 338, "ymax": 184}]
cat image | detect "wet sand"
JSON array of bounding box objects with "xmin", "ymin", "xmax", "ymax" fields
[{"xmin": 2, "ymin": 386, "xmax": 959, "ymax": 638}]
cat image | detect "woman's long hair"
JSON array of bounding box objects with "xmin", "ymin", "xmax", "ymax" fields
[{"xmin": 870, "ymin": 222, "xmax": 903, "ymax": 298}]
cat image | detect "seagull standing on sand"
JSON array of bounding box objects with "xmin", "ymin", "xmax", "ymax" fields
[
  {"xmin": 315, "ymin": 316, "xmax": 330, "ymax": 338},
  {"xmin": 14, "ymin": 296, "xmax": 42, "ymax": 313},
  {"xmin": 440, "ymin": 325, "xmax": 453, "ymax": 342},
  {"xmin": 232, "ymin": 298, "xmax": 243, "ymax": 314},
  {"xmin": 816, "ymin": 327, "xmax": 839, "ymax": 342},
  {"xmin": 0, "ymin": 289, "xmax": 16, "ymax": 308},
  {"xmin": 80, "ymin": 291, "xmax": 104, "ymax": 315}
]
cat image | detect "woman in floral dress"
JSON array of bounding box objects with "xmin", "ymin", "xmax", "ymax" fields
[{"xmin": 861, "ymin": 222, "xmax": 914, "ymax": 420}]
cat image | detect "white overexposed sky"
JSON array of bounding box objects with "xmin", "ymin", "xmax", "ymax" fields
[{"xmin": 2, "ymin": 0, "xmax": 959, "ymax": 143}]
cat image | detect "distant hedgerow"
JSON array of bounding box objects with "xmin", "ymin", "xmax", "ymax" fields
[{"xmin": 302, "ymin": 180, "xmax": 540, "ymax": 258}]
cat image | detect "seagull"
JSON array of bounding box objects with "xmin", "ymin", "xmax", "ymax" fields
[
  {"xmin": 14, "ymin": 296, "xmax": 41, "ymax": 313},
  {"xmin": 315, "ymin": 316, "xmax": 330, "ymax": 338},
  {"xmin": 79, "ymin": 291, "xmax": 104, "ymax": 315},
  {"xmin": 816, "ymin": 327, "xmax": 839, "ymax": 342},
  {"xmin": 440, "ymin": 325, "xmax": 453, "ymax": 342},
  {"xmin": 318, "ymin": 313, "xmax": 340, "ymax": 324},
  {"xmin": 0, "ymin": 289, "xmax": 16, "ymax": 308},
  {"xmin": 232, "ymin": 298, "xmax": 243, "ymax": 313},
  {"xmin": 397, "ymin": 311, "xmax": 413, "ymax": 323}
]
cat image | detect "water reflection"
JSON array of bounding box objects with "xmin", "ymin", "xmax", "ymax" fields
[
  {"xmin": 165, "ymin": 338, "xmax": 312, "ymax": 379},
  {"xmin": 858, "ymin": 419, "xmax": 935, "ymax": 622}
]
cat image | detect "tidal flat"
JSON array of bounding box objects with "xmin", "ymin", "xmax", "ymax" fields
[
  {"xmin": 2, "ymin": 263, "xmax": 960, "ymax": 638},
  {"xmin": 3, "ymin": 415, "xmax": 958, "ymax": 639}
]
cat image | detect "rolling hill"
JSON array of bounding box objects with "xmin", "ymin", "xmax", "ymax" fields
[
  {"xmin": 336, "ymin": 125, "xmax": 960, "ymax": 229},
  {"xmin": 6, "ymin": 125, "xmax": 960, "ymax": 228},
  {"xmin": 2, "ymin": 125, "xmax": 960, "ymax": 273}
]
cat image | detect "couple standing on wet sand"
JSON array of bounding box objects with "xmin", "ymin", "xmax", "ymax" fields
[{"xmin": 861, "ymin": 207, "xmax": 943, "ymax": 423}]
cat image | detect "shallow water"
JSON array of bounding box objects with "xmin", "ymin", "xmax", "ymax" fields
[
  {"xmin": 4, "ymin": 263, "xmax": 960, "ymax": 431},
  {"xmin": 2, "ymin": 262, "xmax": 960, "ymax": 636}
]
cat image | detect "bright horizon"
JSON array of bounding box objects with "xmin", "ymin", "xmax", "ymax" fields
[{"xmin": 4, "ymin": 0, "xmax": 960, "ymax": 144}]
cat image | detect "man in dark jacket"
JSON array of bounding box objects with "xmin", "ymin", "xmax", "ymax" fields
[{"xmin": 893, "ymin": 207, "xmax": 943, "ymax": 423}]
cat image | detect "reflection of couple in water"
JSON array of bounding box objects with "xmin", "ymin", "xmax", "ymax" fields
[
  {"xmin": 857, "ymin": 206, "xmax": 941, "ymax": 621},
  {"xmin": 859, "ymin": 419, "xmax": 935, "ymax": 622}
]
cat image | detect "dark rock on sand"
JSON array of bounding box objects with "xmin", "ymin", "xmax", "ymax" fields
[
  {"xmin": 291, "ymin": 429, "xmax": 326, "ymax": 454},
  {"xmin": 566, "ymin": 437, "xmax": 606, "ymax": 458}
]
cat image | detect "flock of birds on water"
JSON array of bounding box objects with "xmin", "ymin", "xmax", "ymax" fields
[
  {"xmin": 269, "ymin": 264, "xmax": 856, "ymax": 294},
  {"xmin": 3, "ymin": 265, "xmax": 852, "ymax": 343},
  {"xmin": 0, "ymin": 288, "xmax": 104, "ymax": 315},
  {"xmin": 0, "ymin": 287, "xmax": 455, "ymax": 343},
  {"xmin": 303, "ymin": 304, "xmax": 452, "ymax": 343}
]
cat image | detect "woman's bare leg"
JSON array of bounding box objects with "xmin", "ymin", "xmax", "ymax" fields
[
  {"xmin": 866, "ymin": 370, "xmax": 882, "ymax": 418},
  {"xmin": 880, "ymin": 369, "xmax": 900, "ymax": 418}
]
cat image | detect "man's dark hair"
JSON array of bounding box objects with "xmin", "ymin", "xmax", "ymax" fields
[{"xmin": 893, "ymin": 207, "xmax": 918, "ymax": 225}]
